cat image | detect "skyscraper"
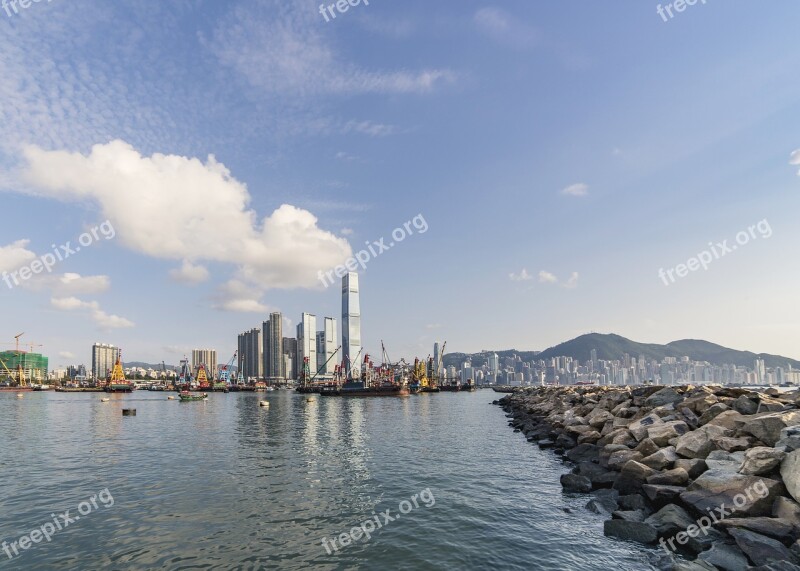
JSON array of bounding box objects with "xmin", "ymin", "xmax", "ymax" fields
[
  {"xmin": 237, "ymin": 328, "xmax": 262, "ymax": 381},
  {"xmin": 316, "ymin": 317, "xmax": 337, "ymax": 375},
  {"xmin": 191, "ymin": 349, "xmax": 217, "ymax": 380},
  {"xmin": 262, "ymin": 312, "xmax": 284, "ymax": 380},
  {"xmin": 342, "ymin": 272, "xmax": 361, "ymax": 379},
  {"xmin": 297, "ymin": 313, "xmax": 317, "ymax": 380},
  {"xmin": 92, "ymin": 343, "xmax": 120, "ymax": 382},
  {"xmin": 283, "ymin": 337, "xmax": 297, "ymax": 380}
]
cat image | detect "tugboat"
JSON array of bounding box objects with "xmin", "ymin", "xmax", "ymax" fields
[
  {"xmin": 461, "ymin": 379, "xmax": 476, "ymax": 392},
  {"xmin": 105, "ymin": 352, "xmax": 133, "ymax": 393},
  {"xmin": 178, "ymin": 391, "xmax": 208, "ymax": 402}
]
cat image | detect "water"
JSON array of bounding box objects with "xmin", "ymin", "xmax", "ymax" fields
[{"xmin": 0, "ymin": 391, "xmax": 656, "ymax": 570}]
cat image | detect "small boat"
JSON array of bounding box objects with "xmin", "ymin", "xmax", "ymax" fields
[
  {"xmin": 179, "ymin": 391, "xmax": 208, "ymax": 402},
  {"xmin": 259, "ymin": 400, "xmax": 270, "ymax": 407},
  {"xmin": 16, "ymin": 393, "xmax": 24, "ymax": 398},
  {"xmin": 167, "ymin": 396, "xmax": 176, "ymax": 400},
  {"xmin": 100, "ymin": 397, "xmax": 110, "ymax": 402}
]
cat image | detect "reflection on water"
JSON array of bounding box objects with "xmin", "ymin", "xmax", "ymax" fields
[{"xmin": 0, "ymin": 390, "xmax": 656, "ymax": 570}]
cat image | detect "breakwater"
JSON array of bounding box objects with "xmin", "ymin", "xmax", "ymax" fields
[{"xmin": 497, "ymin": 385, "xmax": 800, "ymax": 570}]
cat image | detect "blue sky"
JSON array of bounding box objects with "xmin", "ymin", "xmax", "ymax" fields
[{"xmin": 1, "ymin": 0, "xmax": 799, "ymax": 368}]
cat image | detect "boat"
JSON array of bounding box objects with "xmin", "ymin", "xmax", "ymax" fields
[
  {"xmin": 178, "ymin": 391, "xmax": 208, "ymax": 402},
  {"xmin": 105, "ymin": 353, "xmax": 133, "ymax": 393},
  {"xmin": 461, "ymin": 379, "xmax": 476, "ymax": 392},
  {"xmin": 196, "ymin": 365, "xmax": 212, "ymax": 391}
]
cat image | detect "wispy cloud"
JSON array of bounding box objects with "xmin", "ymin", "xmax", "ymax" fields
[
  {"xmin": 51, "ymin": 297, "xmax": 134, "ymax": 329},
  {"xmin": 343, "ymin": 120, "xmax": 399, "ymax": 137},
  {"xmin": 790, "ymin": 149, "xmax": 800, "ymax": 175},
  {"xmin": 509, "ymin": 268, "xmax": 533, "ymax": 282},
  {"xmin": 560, "ymin": 183, "xmax": 589, "ymax": 197},
  {"xmin": 474, "ymin": 7, "xmax": 538, "ymax": 50},
  {"xmin": 538, "ymin": 270, "xmax": 558, "ymax": 284},
  {"xmin": 538, "ymin": 270, "xmax": 579, "ymax": 289},
  {"xmin": 169, "ymin": 261, "xmax": 210, "ymax": 285}
]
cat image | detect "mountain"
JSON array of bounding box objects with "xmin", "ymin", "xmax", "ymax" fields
[{"xmin": 443, "ymin": 333, "xmax": 800, "ymax": 370}]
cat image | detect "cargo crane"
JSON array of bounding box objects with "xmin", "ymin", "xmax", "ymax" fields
[{"xmin": 216, "ymin": 351, "xmax": 236, "ymax": 391}]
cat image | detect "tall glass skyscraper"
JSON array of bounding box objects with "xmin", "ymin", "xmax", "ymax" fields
[
  {"xmin": 342, "ymin": 272, "xmax": 361, "ymax": 379},
  {"xmin": 262, "ymin": 312, "xmax": 284, "ymax": 380},
  {"xmin": 297, "ymin": 313, "xmax": 317, "ymax": 379}
]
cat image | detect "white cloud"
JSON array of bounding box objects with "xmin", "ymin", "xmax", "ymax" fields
[
  {"xmin": 538, "ymin": 271, "xmax": 558, "ymax": 284},
  {"xmin": 425, "ymin": 323, "xmax": 443, "ymax": 330},
  {"xmin": 564, "ymin": 272, "xmax": 579, "ymax": 289},
  {"xmin": 509, "ymin": 268, "xmax": 533, "ymax": 282},
  {"xmin": 207, "ymin": 1, "xmax": 455, "ymax": 98},
  {"xmin": 169, "ymin": 261, "xmax": 210, "ymax": 285},
  {"xmin": 20, "ymin": 141, "xmax": 353, "ymax": 303},
  {"xmin": 0, "ymin": 240, "xmax": 36, "ymax": 273},
  {"xmin": 343, "ymin": 120, "xmax": 398, "ymax": 137},
  {"xmin": 561, "ymin": 183, "xmax": 589, "ymax": 197},
  {"xmin": 790, "ymin": 149, "xmax": 800, "ymax": 174},
  {"xmin": 212, "ymin": 280, "xmax": 272, "ymax": 314},
  {"xmin": 29, "ymin": 273, "xmax": 111, "ymax": 296},
  {"xmin": 474, "ymin": 7, "xmax": 538, "ymax": 50},
  {"xmin": 336, "ymin": 151, "xmax": 358, "ymax": 162},
  {"xmin": 340, "ymin": 228, "xmax": 354, "ymax": 236},
  {"xmin": 51, "ymin": 297, "xmax": 134, "ymax": 329},
  {"xmin": 59, "ymin": 351, "xmax": 75, "ymax": 359}
]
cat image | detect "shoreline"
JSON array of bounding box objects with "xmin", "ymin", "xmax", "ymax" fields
[{"xmin": 495, "ymin": 385, "xmax": 800, "ymax": 570}]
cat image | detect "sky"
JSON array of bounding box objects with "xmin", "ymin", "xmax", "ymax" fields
[{"xmin": 1, "ymin": 0, "xmax": 799, "ymax": 369}]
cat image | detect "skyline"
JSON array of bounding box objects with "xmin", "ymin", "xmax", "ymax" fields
[{"xmin": 2, "ymin": 1, "xmax": 800, "ymax": 367}]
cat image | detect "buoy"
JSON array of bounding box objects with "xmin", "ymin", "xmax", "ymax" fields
[
  {"xmin": 16, "ymin": 393, "xmax": 24, "ymax": 398},
  {"xmin": 101, "ymin": 398, "xmax": 110, "ymax": 403},
  {"xmin": 259, "ymin": 400, "xmax": 270, "ymax": 407},
  {"xmin": 167, "ymin": 396, "xmax": 175, "ymax": 400},
  {"xmin": 122, "ymin": 409, "xmax": 136, "ymax": 416},
  {"xmin": 306, "ymin": 397, "xmax": 315, "ymax": 402}
]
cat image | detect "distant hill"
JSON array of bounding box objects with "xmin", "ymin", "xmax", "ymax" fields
[
  {"xmin": 443, "ymin": 333, "xmax": 800, "ymax": 370},
  {"xmin": 125, "ymin": 361, "xmax": 179, "ymax": 372}
]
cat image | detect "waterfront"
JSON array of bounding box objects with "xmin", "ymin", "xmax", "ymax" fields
[{"xmin": 1, "ymin": 391, "xmax": 654, "ymax": 570}]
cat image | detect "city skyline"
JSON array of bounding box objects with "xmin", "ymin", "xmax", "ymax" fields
[{"xmin": 1, "ymin": 2, "xmax": 799, "ymax": 367}]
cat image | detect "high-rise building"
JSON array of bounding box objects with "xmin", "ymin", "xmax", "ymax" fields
[
  {"xmin": 754, "ymin": 358, "xmax": 766, "ymax": 384},
  {"xmin": 237, "ymin": 328, "xmax": 263, "ymax": 381},
  {"xmin": 316, "ymin": 317, "xmax": 337, "ymax": 375},
  {"xmin": 262, "ymin": 312, "xmax": 284, "ymax": 380},
  {"xmin": 283, "ymin": 337, "xmax": 297, "ymax": 380},
  {"xmin": 92, "ymin": 343, "xmax": 120, "ymax": 382},
  {"xmin": 487, "ymin": 352, "xmax": 499, "ymax": 374},
  {"xmin": 192, "ymin": 349, "xmax": 217, "ymax": 380},
  {"xmin": 297, "ymin": 313, "xmax": 317, "ymax": 379},
  {"xmin": 342, "ymin": 272, "xmax": 362, "ymax": 379}
]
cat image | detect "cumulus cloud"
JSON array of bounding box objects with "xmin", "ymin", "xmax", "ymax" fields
[
  {"xmin": 169, "ymin": 261, "xmax": 210, "ymax": 285},
  {"xmin": 474, "ymin": 7, "xmax": 538, "ymax": 50},
  {"xmin": 20, "ymin": 140, "xmax": 353, "ymax": 301},
  {"xmin": 212, "ymin": 280, "xmax": 272, "ymax": 314},
  {"xmin": 0, "ymin": 240, "xmax": 36, "ymax": 273},
  {"xmin": 51, "ymin": 297, "xmax": 134, "ymax": 329},
  {"xmin": 509, "ymin": 268, "xmax": 533, "ymax": 282},
  {"xmin": 564, "ymin": 272, "xmax": 579, "ymax": 289},
  {"xmin": 538, "ymin": 271, "xmax": 558, "ymax": 284},
  {"xmin": 790, "ymin": 149, "xmax": 800, "ymax": 174},
  {"xmin": 560, "ymin": 183, "xmax": 589, "ymax": 197}
]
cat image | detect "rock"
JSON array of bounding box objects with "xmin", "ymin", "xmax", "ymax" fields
[
  {"xmin": 566, "ymin": 443, "xmax": 599, "ymax": 463},
  {"xmin": 587, "ymin": 409, "xmax": 615, "ymax": 429},
  {"xmin": 636, "ymin": 438, "xmax": 662, "ymax": 458},
  {"xmin": 715, "ymin": 436, "xmax": 757, "ymax": 452},
  {"xmin": 697, "ymin": 542, "xmax": 750, "ymax": 571},
  {"xmin": 608, "ymin": 450, "xmax": 644, "ymax": 471},
  {"xmin": 618, "ymin": 493, "xmax": 648, "ymax": 511},
  {"xmin": 739, "ymin": 447, "xmax": 786, "ymax": 476},
  {"xmin": 716, "ymin": 517, "xmax": 798, "ymax": 543},
  {"xmin": 560, "ymin": 473, "xmax": 592, "ymax": 493},
  {"xmin": 742, "ymin": 411, "xmax": 800, "ymax": 447},
  {"xmin": 603, "ymin": 519, "xmax": 658, "ymax": 544},
  {"xmin": 699, "ymin": 402, "xmax": 730, "ymax": 425},
  {"xmin": 613, "ymin": 460, "xmax": 656, "ymax": 495},
  {"xmin": 647, "ymin": 467, "xmax": 690, "ymax": 486},
  {"xmin": 707, "ymin": 410, "xmax": 748, "ymax": 432},
  {"xmin": 704, "ymin": 450, "xmax": 745, "ymax": 473},
  {"xmin": 578, "ymin": 431, "xmax": 602, "ymax": 444},
  {"xmin": 728, "ymin": 527, "xmax": 800, "ymax": 567},
  {"xmin": 556, "ymin": 433, "xmax": 578, "ymax": 449},
  {"xmin": 646, "ymin": 387, "xmax": 685, "ymax": 408},
  {"xmin": 630, "ymin": 414, "xmax": 665, "ymax": 442},
  {"xmin": 772, "ymin": 497, "xmax": 800, "ymax": 527},
  {"xmin": 538, "ymin": 439, "xmax": 555, "ymax": 448},
  {"xmin": 672, "ymin": 559, "xmax": 719, "ymax": 570},
  {"xmin": 782, "ymin": 450, "xmax": 800, "ymax": 503},
  {"xmin": 685, "ymin": 526, "xmax": 728, "ymax": 555},
  {"xmin": 586, "ymin": 496, "xmax": 618, "ymax": 515},
  {"xmin": 648, "ymin": 421, "xmax": 691, "ymax": 447},
  {"xmin": 642, "ymin": 447, "xmax": 678, "ymax": 471},
  {"xmin": 675, "ymin": 458, "xmax": 708, "ymax": 479},
  {"xmin": 643, "ymin": 484, "xmax": 685, "ymax": 506},
  {"xmin": 676, "ymin": 424, "xmax": 732, "ymax": 459},
  {"xmin": 567, "ymin": 424, "xmax": 593, "ymax": 435},
  {"xmin": 776, "ymin": 426, "xmax": 800, "ymax": 453},
  {"xmin": 681, "ymin": 407, "xmax": 701, "ymax": 429},
  {"xmin": 612, "ymin": 509, "xmax": 646, "ymax": 522},
  {"xmin": 645, "ymin": 504, "xmax": 695, "ymax": 537},
  {"xmin": 733, "ymin": 395, "xmax": 760, "ymax": 415},
  {"xmin": 680, "ymin": 471, "xmax": 784, "ymax": 518}
]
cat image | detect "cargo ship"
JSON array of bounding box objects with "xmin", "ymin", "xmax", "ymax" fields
[{"xmin": 105, "ymin": 353, "xmax": 133, "ymax": 393}]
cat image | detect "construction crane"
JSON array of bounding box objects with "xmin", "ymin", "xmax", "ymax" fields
[{"xmin": 219, "ymin": 351, "xmax": 237, "ymax": 384}]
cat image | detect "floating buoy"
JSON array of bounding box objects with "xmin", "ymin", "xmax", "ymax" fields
[
  {"xmin": 259, "ymin": 400, "xmax": 270, "ymax": 407},
  {"xmin": 122, "ymin": 409, "xmax": 136, "ymax": 416},
  {"xmin": 101, "ymin": 398, "xmax": 110, "ymax": 403},
  {"xmin": 306, "ymin": 397, "xmax": 315, "ymax": 402},
  {"xmin": 16, "ymin": 393, "xmax": 24, "ymax": 398},
  {"xmin": 167, "ymin": 396, "xmax": 175, "ymax": 400}
]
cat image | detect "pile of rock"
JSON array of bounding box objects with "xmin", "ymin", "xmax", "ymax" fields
[{"xmin": 497, "ymin": 385, "xmax": 800, "ymax": 570}]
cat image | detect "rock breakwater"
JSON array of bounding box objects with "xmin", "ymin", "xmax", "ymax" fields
[{"xmin": 497, "ymin": 385, "xmax": 800, "ymax": 570}]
